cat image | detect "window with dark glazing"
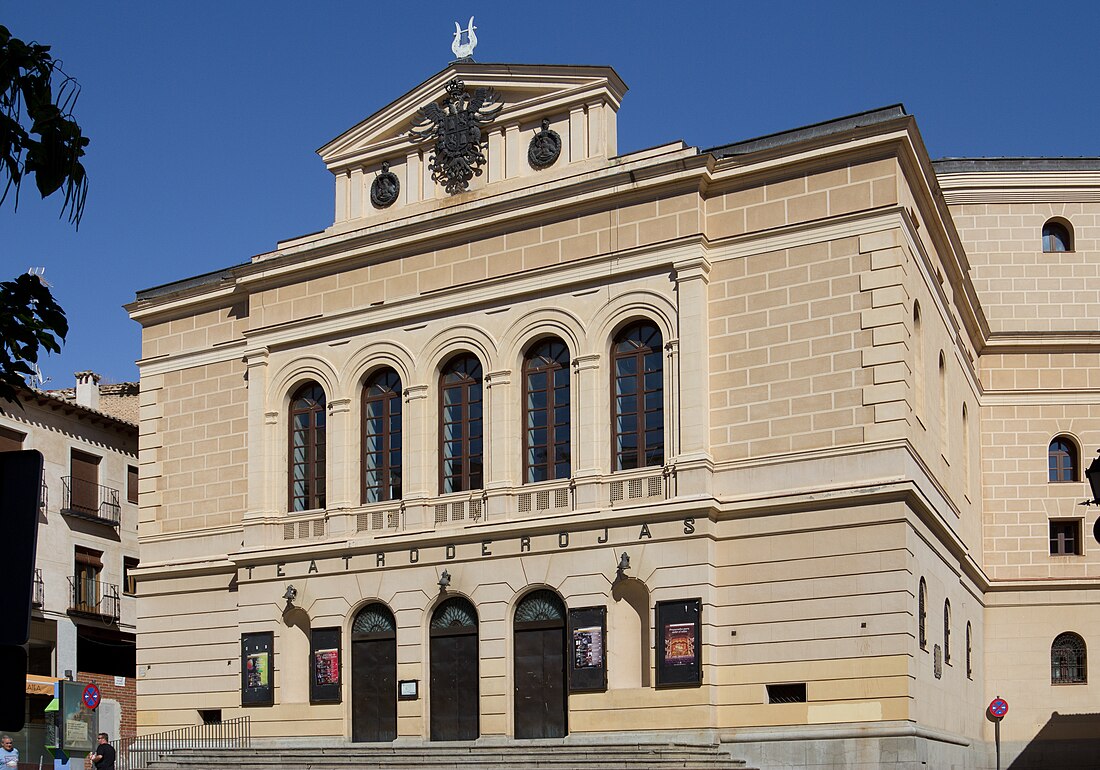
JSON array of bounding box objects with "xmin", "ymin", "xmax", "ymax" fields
[
  {"xmin": 1049, "ymin": 437, "xmax": 1078, "ymax": 482},
  {"xmin": 440, "ymin": 354, "xmax": 483, "ymax": 493},
  {"xmin": 1049, "ymin": 520, "xmax": 1081, "ymax": 556},
  {"xmin": 1042, "ymin": 220, "xmax": 1072, "ymax": 253},
  {"xmin": 523, "ymin": 339, "xmax": 571, "ymax": 483},
  {"xmin": 612, "ymin": 321, "xmax": 664, "ymax": 471},
  {"xmin": 289, "ymin": 382, "xmax": 326, "ymax": 511},
  {"xmin": 362, "ymin": 369, "xmax": 402, "ymax": 503},
  {"xmin": 1051, "ymin": 632, "xmax": 1087, "ymax": 684}
]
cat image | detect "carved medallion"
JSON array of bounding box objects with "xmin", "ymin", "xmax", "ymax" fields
[
  {"xmin": 528, "ymin": 119, "xmax": 561, "ymax": 169},
  {"xmin": 409, "ymin": 78, "xmax": 503, "ymax": 195},
  {"xmin": 370, "ymin": 161, "xmax": 400, "ymax": 208}
]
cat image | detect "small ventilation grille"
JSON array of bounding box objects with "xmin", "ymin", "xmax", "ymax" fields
[
  {"xmin": 469, "ymin": 499, "xmax": 482, "ymax": 520},
  {"xmin": 435, "ymin": 504, "xmax": 448, "ymax": 524},
  {"xmin": 285, "ymin": 518, "xmax": 326, "ymax": 540},
  {"xmin": 297, "ymin": 521, "xmax": 309, "ymax": 539},
  {"xmin": 386, "ymin": 510, "xmax": 400, "ymax": 529},
  {"xmin": 452, "ymin": 501, "xmax": 465, "ymax": 521},
  {"xmin": 554, "ymin": 489, "xmax": 569, "ymax": 508},
  {"xmin": 356, "ymin": 513, "xmax": 369, "ymax": 532},
  {"xmin": 519, "ymin": 494, "xmax": 532, "ymax": 513},
  {"xmin": 610, "ymin": 473, "xmax": 666, "ymax": 505},
  {"xmin": 312, "ymin": 519, "xmax": 325, "ymax": 537},
  {"xmin": 372, "ymin": 510, "xmax": 384, "ymax": 530},
  {"xmin": 766, "ymin": 683, "xmax": 806, "ymax": 704},
  {"xmin": 283, "ymin": 523, "xmax": 295, "ymax": 540},
  {"xmin": 537, "ymin": 490, "xmax": 550, "ymax": 510}
]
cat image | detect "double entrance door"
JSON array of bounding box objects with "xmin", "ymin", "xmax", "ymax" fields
[{"xmin": 351, "ymin": 604, "xmax": 397, "ymax": 742}]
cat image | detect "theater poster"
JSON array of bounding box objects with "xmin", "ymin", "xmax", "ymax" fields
[
  {"xmin": 241, "ymin": 631, "xmax": 274, "ymax": 705},
  {"xmin": 656, "ymin": 599, "xmax": 701, "ymax": 687},
  {"xmin": 568, "ymin": 606, "xmax": 607, "ymax": 692},
  {"xmin": 310, "ymin": 626, "xmax": 342, "ymax": 703}
]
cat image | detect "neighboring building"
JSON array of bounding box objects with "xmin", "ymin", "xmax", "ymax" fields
[
  {"xmin": 124, "ymin": 61, "xmax": 1100, "ymax": 769},
  {"xmin": 0, "ymin": 374, "xmax": 140, "ymax": 763}
]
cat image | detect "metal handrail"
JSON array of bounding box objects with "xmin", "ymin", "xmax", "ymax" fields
[
  {"xmin": 61, "ymin": 476, "xmax": 121, "ymax": 526},
  {"xmin": 67, "ymin": 576, "xmax": 120, "ymax": 622},
  {"xmin": 118, "ymin": 717, "xmax": 251, "ymax": 770}
]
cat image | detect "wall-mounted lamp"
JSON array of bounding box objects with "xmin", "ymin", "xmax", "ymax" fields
[
  {"xmin": 1085, "ymin": 450, "xmax": 1100, "ymax": 506},
  {"xmin": 63, "ymin": 669, "xmax": 74, "ymax": 681},
  {"xmin": 437, "ymin": 570, "xmax": 451, "ymax": 593},
  {"xmin": 615, "ymin": 552, "xmax": 630, "ymax": 582},
  {"xmin": 282, "ymin": 585, "xmax": 298, "ymax": 607}
]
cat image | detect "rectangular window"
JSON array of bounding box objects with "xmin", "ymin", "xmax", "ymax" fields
[
  {"xmin": 1050, "ymin": 520, "xmax": 1081, "ymax": 556},
  {"xmin": 0, "ymin": 425, "xmax": 25, "ymax": 452},
  {"xmin": 70, "ymin": 449, "xmax": 101, "ymax": 515},
  {"xmin": 74, "ymin": 547, "xmax": 102, "ymax": 612},
  {"xmin": 127, "ymin": 465, "xmax": 139, "ymax": 504},
  {"xmin": 123, "ymin": 557, "xmax": 139, "ymax": 596}
]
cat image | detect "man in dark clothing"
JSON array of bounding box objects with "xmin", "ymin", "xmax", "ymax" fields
[{"xmin": 90, "ymin": 733, "xmax": 115, "ymax": 770}]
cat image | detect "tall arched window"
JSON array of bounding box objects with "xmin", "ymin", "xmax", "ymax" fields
[
  {"xmin": 524, "ymin": 339, "xmax": 571, "ymax": 483},
  {"xmin": 440, "ymin": 354, "xmax": 483, "ymax": 494},
  {"xmin": 913, "ymin": 301, "xmax": 924, "ymax": 420},
  {"xmin": 962, "ymin": 403, "xmax": 970, "ymax": 492},
  {"xmin": 1042, "ymin": 220, "xmax": 1072, "ymax": 253},
  {"xmin": 938, "ymin": 352, "xmax": 947, "ymax": 455},
  {"xmin": 289, "ymin": 382, "xmax": 326, "ymax": 512},
  {"xmin": 612, "ymin": 321, "xmax": 664, "ymax": 471},
  {"xmin": 1049, "ymin": 437, "xmax": 1079, "ymax": 482},
  {"xmin": 1051, "ymin": 632, "xmax": 1087, "ymax": 684},
  {"xmin": 362, "ymin": 369, "xmax": 402, "ymax": 503},
  {"xmin": 918, "ymin": 578, "xmax": 927, "ymax": 650},
  {"xmin": 965, "ymin": 621, "xmax": 973, "ymax": 679},
  {"xmin": 943, "ymin": 599, "xmax": 951, "ymax": 665}
]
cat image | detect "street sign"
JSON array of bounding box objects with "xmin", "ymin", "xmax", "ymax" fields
[
  {"xmin": 988, "ymin": 697, "xmax": 1008, "ymax": 719},
  {"xmin": 82, "ymin": 683, "xmax": 101, "ymax": 710}
]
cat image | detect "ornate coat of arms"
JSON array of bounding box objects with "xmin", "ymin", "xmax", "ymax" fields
[{"xmin": 409, "ymin": 78, "xmax": 503, "ymax": 195}]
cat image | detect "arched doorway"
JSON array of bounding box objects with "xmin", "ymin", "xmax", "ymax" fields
[
  {"xmin": 513, "ymin": 589, "xmax": 567, "ymax": 738},
  {"xmin": 429, "ymin": 597, "xmax": 479, "ymax": 741},
  {"xmin": 351, "ymin": 603, "xmax": 397, "ymax": 742}
]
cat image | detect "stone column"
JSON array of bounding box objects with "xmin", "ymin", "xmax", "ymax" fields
[
  {"xmin": 402, "ymin": 384, "xmax": 430, "ymax": 529},
  {"xmin": 571, "ymin": 353, "xmax": 602, "ymax": 510},
  {"xmin": 326, "ymin": 397, "xmax": 353, "ymax": 511}
]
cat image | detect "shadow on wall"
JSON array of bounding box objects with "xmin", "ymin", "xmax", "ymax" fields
[{"xmin": 1009, "ymin": 712, "xmax": 1100, "ymax": 769}]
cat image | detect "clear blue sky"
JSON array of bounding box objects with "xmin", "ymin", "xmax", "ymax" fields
[{"xmin": 4, "ymin": 1, "xmax": 1099, "ymax": 387}]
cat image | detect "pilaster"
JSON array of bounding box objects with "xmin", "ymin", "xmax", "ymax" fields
[{"xmin": 673, "ymin": 256, "xmax": 712, "ymax": 464}]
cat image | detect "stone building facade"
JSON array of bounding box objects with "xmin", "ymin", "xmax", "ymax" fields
[
  {"xmin": 0, "ymin": 374, "xmax": 140, "ymax": 760},
  {"xmin": 125, "ymin": 63, "xmax": 1100, "ymax": 768}
]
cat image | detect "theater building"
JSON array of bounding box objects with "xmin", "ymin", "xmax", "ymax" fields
[{"xmin": 126, "ymin": 61, "xmax": 1100, "ymax": 768}]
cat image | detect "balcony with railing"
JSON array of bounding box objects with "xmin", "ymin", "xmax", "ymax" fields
[
  {"xmin": 32, "ymin": 568, "xmax": 43, "ymax": 608},
  {"xmin": 61, "ymin": 476, "xmax": 121, "ymax": 526},
  {"xmin": 68, "ymin": 577, "xmax": 120, "ymax": 622}
]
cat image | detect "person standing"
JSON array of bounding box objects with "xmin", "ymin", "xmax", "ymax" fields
[
  {"xmin": 89, "ymin": 733, "xmax": 114, "ymax": 770},
  {"xmin": 0, "ymin": 735, "xmax": 18, "ymax": 770}
]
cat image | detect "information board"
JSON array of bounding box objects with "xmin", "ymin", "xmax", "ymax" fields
[
  {"xmin": 656, "ymin": 599, "xmax": 702, "ymax": 687},
  {"xmin": 568, "ymin": 606, "xmax": 607, "ymax": 692},
  {"xmin": 59, "ymin": 680, "xmax": 97, "ymax": 754},
  {"xmin": 241, "ymin": 632, "xmax": 274, "ymax": 706},
  {"xmin": 310, "ymin": 627, "xmax": 341, "ymax": 704}
]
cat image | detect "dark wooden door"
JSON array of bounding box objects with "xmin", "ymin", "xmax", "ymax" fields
[
  {"xmin": 429, "ymin": 631, "xmax": 479, "ymax": 740},
  {"xmin": 351, "ymin": 636, "xmax": 397, "ymax": 742},
  {"xmin": 514, "ymin": 624, "xmax": 567, "ymax": 738}
]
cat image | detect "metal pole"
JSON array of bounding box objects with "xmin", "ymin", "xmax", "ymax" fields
[{"xmin": 995, "ymin": 718, "xmax": 1001, "ymax": 770}]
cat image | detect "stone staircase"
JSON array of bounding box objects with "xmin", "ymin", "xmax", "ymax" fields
[{"xmin": 144, "ymin": 742, "xmax": 756, "ymax": 770}]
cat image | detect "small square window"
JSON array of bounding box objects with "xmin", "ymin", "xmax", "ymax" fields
[
  {"xmin": 123, "ymin": 557, "xmax": 139, "ymax": 596},
  {"xmin": 1050, "ymin": 521, "xmax": 1081, "ymax": 556},
  {"xmin": 767, "ymin": 683, "xmax": 806, "ymax": 703}
]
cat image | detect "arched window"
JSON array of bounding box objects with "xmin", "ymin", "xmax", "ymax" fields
[
  {"xmin": 966, "ymin": 621, "xmax": 973, "ymax": 679},
  {"xmin": 943, "ymin": 599, "xmax": 951, "ymax": 665},
  {"xmin": 1049, "ymin": 437, "xmax": 1078, "ymax": 482},
  {"xmin": 289, "ymin": 382, "xmax": 326, "ymax": 512},
  {"xmin": 1051, "ymin": 632, "xmax": 1087, "ymax": 684},
  {"xmin": 612, "ymin": 321, "xmax": 664, "ymax": 471},
  {"xmin": 962, "ymin": 403, "xmax": 970, "ymax": 492},
  {"xmin": 440, "ymin": 354, "xmax": 483, "ymax": 494},
  {"xmin": 918, "ymin": 578, "xmax": 927, "ymax": 650},
  {"xmin": 362, "ymin": 369, "xmax": 402, "ymax": 503},
  {"xmin": 523, "ymin": 339, "xmax": 571, "ymax": 483},
  {"xmin": 913, "ymin": 301, "xmax": 924, "ymax": 420},
  {"xmin": 938, "ymin": 352, "xmax": 947, "ymax": 455},
  {"xmin": 1042, "ymin": 220, "xmax": 1072, "ymax": 253}
]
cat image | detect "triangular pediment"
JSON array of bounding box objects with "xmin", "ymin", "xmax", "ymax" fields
[{"xmin": 317, "ymin": 62, "xmax": 627, "ymax": 173}]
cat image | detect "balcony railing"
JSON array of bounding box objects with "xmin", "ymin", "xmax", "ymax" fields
[
  {"xmin": 61, "ymin": 476, "xmax": 121, "ymax": 526},
  {"xmin": 32, "ymin": 568, "xmax": 43, "ymax": 608},
  {"xmin": 68, "ymin": 577, "xmax": 120, "ymax": 622}
]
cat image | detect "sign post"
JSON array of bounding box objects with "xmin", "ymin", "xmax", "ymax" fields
[{"xmin": 987, "ymin": 697, "xmax": 1009, "ymax": 770}]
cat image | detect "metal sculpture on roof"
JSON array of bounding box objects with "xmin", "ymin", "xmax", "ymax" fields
[
  {"xmin": 451, "ymin": 17, "xmax": 477, "ymax": 61},
  {"xmin": 409, "ymin": 78, "xmax": 503, "ymax": 195}
]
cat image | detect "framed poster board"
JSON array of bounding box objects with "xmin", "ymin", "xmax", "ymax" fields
[
  {"xmin": 310, "ymin": 626, "xmax": 342, "ymax": 704},
  {"xmin": 241, "ymin": 631, "xmax": 274, "ymax": 706},
  {"xmin": 655, "ymin": 598, "xmax": 701, "ymax": 688},
  {"xmin": 568, "ymin": 606, "xmax": 607, "ymax": 692}
]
